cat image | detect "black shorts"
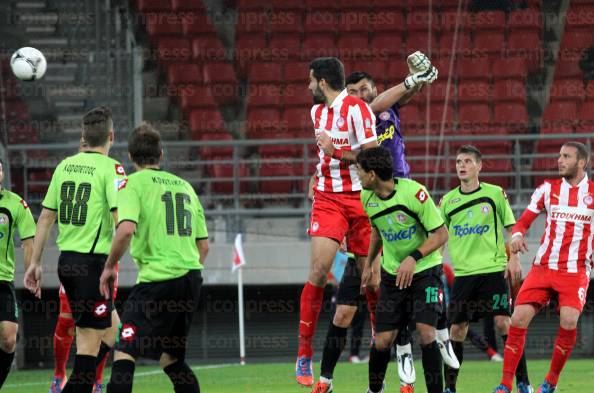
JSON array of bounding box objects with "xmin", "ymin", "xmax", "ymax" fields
[
  {"xmin": 375, "ymin": 265, "xmax": 444, "ymax": 333},
  {"xmin": 58, "ymin": 252, "xmax": 113, "ymax": 329},
  {"xmin": 116, "ymin": 269, "xmax": 202, "ymax": 361},
  {"xmin": 448, "ymin": 271, "xmax": 511, "ymax": 324},
  {"xmin": 336, "ymin": 257, "xmax": 365, "ymax": 306},
  {"xmin": 0, "ymin": 281, "xmax": 18, "ymax": 323}
]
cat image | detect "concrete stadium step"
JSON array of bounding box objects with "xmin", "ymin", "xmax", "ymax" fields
[
  {"xmin": 29, "ymin": 37, "xmax": 67, "ymax": 47},
  {"xmin": 25, "ymin": 25, "xmax": 56, "ymax": 34},
  {"xmin": 17, "ymin": 12, "xmax": 58, "ymax": 25},
  {"xmin": 143, "ymin": 97, "xmax": 169, "ymax": 121},
  {"xmin": 43, "ymin": 74, "xmax": 76, "ymax": 83},
  {"xmin": 14, "ymin": 1, "xmax": 47, "ymax": 10},
  {"xmin": 46, "ymin": 85, "xmax": 94, "ymax": 99},
  {"xmin": 46, "ymin": 62, "xmax": 78, "ymax": 76},
  {"xmin": 54, "ymin": 101, "xmax": 85, "ymax": 110}
]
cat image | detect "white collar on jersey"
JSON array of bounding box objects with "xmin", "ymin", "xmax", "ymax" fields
[
  {"xmin": 327, "ymin": 88, "xmax": 348, "ymax": 108},
  {"xmin": 562, "ymin": 174, "xmax": 589, "ymax": 187}
]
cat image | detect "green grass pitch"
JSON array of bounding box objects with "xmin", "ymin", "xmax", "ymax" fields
[{"xmin": 2, "ymin": 359, "xmax": 593, "ymax": 392}]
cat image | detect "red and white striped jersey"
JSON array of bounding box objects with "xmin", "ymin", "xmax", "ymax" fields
[
  {"xmin": 513, "ymin": 176, "xmax": 594, "ymax": 273},
  {"xmin": 311, "ymin": 89, "xmax": 377, "ymax": 193}
]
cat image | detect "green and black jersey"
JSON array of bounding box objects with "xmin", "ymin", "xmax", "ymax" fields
[
  {"xmin": 440, "ymin": 182, "xmax": 515, "ymax": 277},
  {"xmin": 0, "ymin": 190, "xmax": 35, "ymax": 281}
]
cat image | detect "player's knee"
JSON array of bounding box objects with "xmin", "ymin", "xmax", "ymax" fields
[
  {"xmin": 450, "ymin": 323, "xmax": 468, "ymax": 341},
  {"xmin": 494, "ymin": 316, "xmax": 510, "ymax": 334},
  {"xmin": 374, "ymin": 334, "xmax": 393, "ymax": 351},
  {"xmin": 308, "ymin": 265, "xmax": 329, "ymax": 287},
  {"xmin": 416, "ymin": 325, "xmax": 436, "ymax": 345},
  {"xmin": 510, "ymin": 311, "xmax": 531, "ymax": 328},
  {"xmin": 333, "ymin": 307, "xmax": 355, "ymax": 328},
  {"xmin": 0, "ymin": 334, "xmax": 16, "ymax": 353},
  {"xmin": 560, "ymin": 314, "xmax": 579, "ymax": 330},
  {"xmin": 159, "ymin": 353, "xmax": 178, "ymax": 369}
]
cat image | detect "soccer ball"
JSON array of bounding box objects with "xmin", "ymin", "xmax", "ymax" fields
[{"xmin": 10, "ymin": 47, "xmax": 47, "ymax": 81}]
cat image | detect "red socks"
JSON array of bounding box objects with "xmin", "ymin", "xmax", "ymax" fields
[
  {"xmin": 53, "ymin": 316, "xmax": 75, "ymax": 378},
  {"xmin": 95, "ymin": 351, "xmax": 109, "ymax": 384},
  {"xmin": 546, "ymin": 327, "xmax": 577, "ymax": 386},
  {"xmin": 365, "ymin": 287, "xmax": 379, "ymax": 337},
  {"xmin": 500, "ymin": 326, "xmax": 527, "ymax": 390},
  {"xmin": 298, "ymin": 282, "xmax": 325, "ymax": 357}
]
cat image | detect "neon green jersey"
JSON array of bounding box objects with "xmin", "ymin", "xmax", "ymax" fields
[
  {"xmin": 361, "ymin": 178, "xmax": 444, "ymax": 275},
  {"xmin": 440, "ymin": 182, "xmax": 515, "ymax": 277},
  {"xmin": 117, "ymin": 168, "xmax": 207, "ymax": 283},
  {"xmin": 42, "ymin": 152, "xmax": 126, "ymax": 255},
  {"xmin": 0, "ymin": 190, "xmax": 36, "ymax": 281}
]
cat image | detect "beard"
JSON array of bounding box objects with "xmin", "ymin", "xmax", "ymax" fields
[
  {"xmin": 312, "ymin": 85, "xmax": 325, "ymax": 104},
  {"xmin": 560, "ymin": 164, "xmax": 578, "ymax": 179}
]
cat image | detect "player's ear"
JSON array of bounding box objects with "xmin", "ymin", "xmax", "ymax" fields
[{"xmin": 160, "ymin": 149, "xmax": 164, "ymax": 162}]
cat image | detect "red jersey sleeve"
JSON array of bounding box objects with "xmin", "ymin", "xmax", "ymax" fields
[{"xmin": 348, "ymin": 101, "xmax": 377, "ymax": 146}]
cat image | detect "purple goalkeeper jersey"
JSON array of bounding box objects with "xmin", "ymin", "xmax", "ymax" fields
[{"xmin": 376, "ymin": 104, "xmax": 411, "ymax": 178}]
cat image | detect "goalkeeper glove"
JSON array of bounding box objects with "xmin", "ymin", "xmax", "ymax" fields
[
  {"xmin": 404, "ymin": 66, "xmax": 438, "ymax": 90},
  {"xmin": 407, "ymin": 51, "xmax": 431, "ymax": 73}
]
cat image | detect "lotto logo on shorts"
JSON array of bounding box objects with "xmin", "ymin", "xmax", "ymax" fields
[
  {"xmin": 94, "ymin": 301, "xmax": 108, "ymax": 318},
  {"xmin": 120, "ymin": 324, "xmax": 137, "ymax": 341}
]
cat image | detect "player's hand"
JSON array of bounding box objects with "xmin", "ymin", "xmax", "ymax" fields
[
  {"xmin": 407, "ymin": 51, "xmax": 431, "ymax": 74},
  {"xmin": 360, "ymin": 263, "xmax": 373, "ymax": 294},
  {"xmin": 24, "ymin": 264, "xmax": 42, "ymax": 299},
  {"xmin": 404, "ymin": 66, "xmax": 438, "ymax": 90},
  {"xmin": 99, "ymin": 266, "xmax": 117, "ymax": 300},
  {"xmin": 505, "ymin": 253, "xmax": 523, "ymax": 284},
  {"xmin": 316, "ymin": 131, "xmax": 334, "ymax": 156},
  {"xmin": 510, "ymin": 234, "xmax": 528, "ymax": 254},
  {"xmin": 395, "ymin": 256, "xmax": 416, "ymax": 289}
]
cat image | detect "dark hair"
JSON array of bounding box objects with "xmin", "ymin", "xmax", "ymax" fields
[
  {"xmin": 563, "ymin": 141, "xmax": 590, "ymax": 167},
  {"xmin": 456, "ymin": 145, "xmax": 482, "ymax": 162},
  {"xmin": 128, "ymin": 122, "xmax": 162, "ymax": 166},
  {"xmin": 345, "ymin": 71, "xmax": 375, "ymax": 87},
  {"xmin": 309, "ymin": 57, "xmax": 345, "ymax": 92},
  {"xmin": 82, "ymin": 106, "xmax": 113, "ymax": 147},
  {"xmin": 356, "ymin": 147, "xmax": 393, "ymax": 181}
]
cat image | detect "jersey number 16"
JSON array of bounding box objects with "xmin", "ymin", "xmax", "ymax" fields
[{"xmin": 161, "ymin": 192, "xmax": 192, "ymax": 237}]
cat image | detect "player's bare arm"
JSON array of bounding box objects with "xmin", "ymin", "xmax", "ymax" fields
[
  {"xmin": 23, "ymin": 208, "xmax": 56, "ymax": 298},
  {"xmin": 197, "ymin": 239, "xmax": 209, "ymax": 264},
  {"xmin": 505, "ymin": 227, "xmax": 523, "ymax": 283},
  {"xmin": 361, "ymin": 226, "xmax": 382, "ymax": 292},
  {"xmin": 396, "ymin": 224, "xmax": 448, "ymax": 290},
  {"xmin": 100, "ymin": 221, "xmax": 135, "ymax": 299},
  {"xmin": 308, "ymin": 172, "xmax": 316, "ymax": 200},
  {"xmin": 317, "ymin": 132, "xmax": 378, "ymax": 163},
  {"xmin": 22, "ymin": 238, "xmax": 33, "ymax": 271}
]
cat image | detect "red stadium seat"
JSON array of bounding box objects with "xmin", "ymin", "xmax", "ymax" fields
[
  {"xmin": 338, "ymin": 11, "xmax": 371, "ymax": 32},
  {"xmin": 428, "ymin": 103, "xmax": 455, "ymax": 127},
  {"xmin": 457, "ymin": 81, "xmax": 491, "ymax": 103},
  {"xmin": 236, "ymin": 0, "xmax": 269, "ymax": 10},
  {"xmin": 247, "ymin": 84, "xmax": 283, "ymax": 107},
  {"xmin": 247, "ymin": 108, "xmax": 282, "ymax": 137},
  {"xmin": 494, "ymin": 102, "xmax": 528, "ymax": 128},
  {"xmin": 474, "ymin": 31, "xmax": 504, "ymax": 55},
  {"xmin": 492, "ymin": 58, "xmax": 526, "ymax": 80},
  {"xmin": 302, "ymin": 35, "xmax": 337, "ymax": 58},
  {"xmin": 493, "ymin": 80, "xmax": 526, "ymax": 103},
  {"xmin": 145, "ymin": 13, "xmax": 182, "ymax": 36},
  {"xmin": 182, "ymin": 13, "xmax": 217, "ymax": 36},
  {"xmin": 370, "ymin": 33, "xmax": 404, "ymax": 57},
  {"xmin": 458, "ymin": 103, "xmax": 491, "ymax": 129},
  {"xmin": 305, "ymin": 0, "xmax": 337, "ymax": 9},
  {"xmin": 137, "ymin": 0, "xmax": 171, "ymax": 12},
  {"xmin": 578, "ymin": 101, "xmax": 594, "ymax": 123},
  {"xmin": 559, "ymin": 29, "xmax": 593, "ymax": 50},
  {"xmin": 179, "ymin": 86, "xmax": 217, "ymax": 111},
  {"xmin": 456, "ymin": 58, "xmax": 492, "ymax": 80},
  {"xmin": 586, "ymin": 80, "xmax": 594, "ymax": 101},
  {"xmin": 284, "ymin": 62, "xmax": 310, "ymax": 83},
  {"xmin": 269, "ymin": 34, "xmax": 301, "ymax": 59},
  {"xmin": 269, "ymin": 10, "xmax": 302, "ymax": 33},
  {"xmin": 259, "ymin": 163, "xmax": 299, "ymax": 194},
  {"xmin": 167, "ymin": 64, "xmax": 201, "ymax": 86},
  {"xmin": 283, "ymin": 84, "xmax": 312, "ymax": 107},
  {"xmin": 549, "ymin": 78, "xmax": 585, "ymax": 101},
  {"xmin": 171, "ymin": 0, "xmax": 205, "ymax": 11},
  {"xmin": 507, "ymin": 9, "xmax": 541, "ymax": 34},
  {"xmin": 554, "ymin": 59, "xmax": 583, "ymax": 79},
  {"xmin": 203, "ymin": 62, "xmax": 237, "ymax": 84},
  {"xmin": 508, "ymin": 31, "xmax": 541, "ymax": 51},
  {"xmin": 337, "ymin": 33, "xmax": 370, "ymax": 59},
  {"xmin": 565, "ymin": 5, "xmax": 594, "ymax": 28},
  {"xmin": 235, "ymin": 33, "xmax": 267, "ymax": 67},
  {"xmin": 236, "ymin": 11, "xmax": 268, "ymax": 34},
  {"xmin": 406, "ymin": 32, "xmax": 438, "ymax": 55},
  {"xmin": 283, "ymin": 107, "xmax": 312, "ymax": 130},
  {"xmin": 303, "ymin": 9, "xmax": 338, "ymax": 32},
  {"xmin": 541, "ymin": 123, "xmax": 575, "ymax": 134},
  {"xmin": 210, "ymin": 163, "xmax": 249, "ymax": 194},
  {"xmin": 439, "ymin": 32, "xmax": 472, "ymax": 56},
  {"xmin": 399, "ymin": 104, "xmax": 422, "ymax": 131},
  {"xmin": 157, "ymin": 38, "xmax": 191, "ymax": 64},
  {"xmin": 440, "ymin": 11, "xmax": 469, "ymax": 31},
  {"xmin": 350, "ymin": 61, "xmax": 387, "ymax": 83},
  {"xmin": 192, "ymin": 37, "xmax": 226, "ymax": 61},
  {"xmin": 427, "ymin": 80, "xmax": 455, "ymax": 103},
  {"xmin": 260, "ymin": 141, "xmax": 301, "ymax": 157},
  {"xmin": 369, "ymin": 9, "xmax": 405, "ymax": 32},
  {"xmin": 471, "ymin": 11, "xmax": 506, "ymax": 31},
  {"xmin": 189, "ymin": 109, "xmax": 228, "ymax": 137},
  {"xmin": 248, "ymin": 63, "xmax": 283, "ymax": 83},
  {"xmin": 542, "ymin": 100, "xmax": 578, "ymax": 123},
  {"xmin": 406, "ymin": 11, "xmax": 434, "ymax": 32},
  {"xmin": 386, "ymin": 61, "xmax": 410, "ymax": 81}
]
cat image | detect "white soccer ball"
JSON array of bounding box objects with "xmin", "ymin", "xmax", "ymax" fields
[{"xmin": 10, "ymin": 47, "xmax": 47, "ymax": 81}]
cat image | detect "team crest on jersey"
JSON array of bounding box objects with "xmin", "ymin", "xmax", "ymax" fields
[
  {"xmin": 0, "ymin": 215, "xmax": 6, "ymax": 225},
  {"xmin": 115, "ymin": 164, "xmax": 126, "ymax": 176},
  {"xmin": 584, "ymin": 195, "xmax": 593, "ymax": 205},
  {"xmin": 467, "ymin": 210, "xmax": 474, "ymax": 219},
  {"xmin": 336, "ymin": 117, "xmax": 345, "ymax": 127},
  {"xmin": 396, "ymin": 214, "xmax": 406, "ymax": 223},
  {"xmin": 20, "ymin": 199, "xmax": 29, "ymax": 209},
  {"xmin": 481, "ymin": 205, "xmax": 490, "ymax": 215},
  {"xmin": 449, "ymin": 197, "xmax": 461, "ymax": 205},
  {"xmin": 379, "ymin": 111, "xmax": 391, "ymax": 121}
]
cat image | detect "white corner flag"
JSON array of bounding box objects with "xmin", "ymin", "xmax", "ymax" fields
[
  {"xmin": 232, "ymin": 233, "xmax": 246, "ymax": 272},
  {"xmin": 232, "ymin": 233, "xmax": 246, "ymax": 365}
]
